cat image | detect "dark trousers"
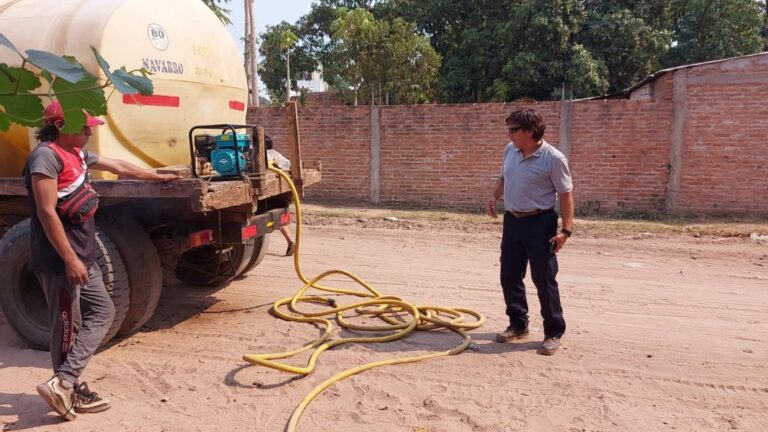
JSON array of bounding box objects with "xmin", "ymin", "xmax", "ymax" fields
[
  {"xmin": 38, "ymin": 265, "xmax": 115, "ymax": 385},
  {"xmin": 500, "ymin": 210, "xmax": 566, "ymax": 338}
]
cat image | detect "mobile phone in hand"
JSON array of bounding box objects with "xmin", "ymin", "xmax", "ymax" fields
[{"xmin": 549, "ymin": 241, "xmax": 557, "ymax": 253}]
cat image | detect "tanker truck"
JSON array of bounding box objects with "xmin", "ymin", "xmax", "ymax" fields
[{"xmin": 0, "ymin": 0, "xmax": 321, "ymax": 350}]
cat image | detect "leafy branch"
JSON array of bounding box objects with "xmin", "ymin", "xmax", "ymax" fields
[{"xmin": 0, "ymin": 33, "xmax": 154, "ymax": 133}]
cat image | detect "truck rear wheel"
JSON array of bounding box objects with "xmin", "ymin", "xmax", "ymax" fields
[
  {"xmin": 95, "ymin": 228, "xmax": 130, "ymax": 344},
  {"xmin": 175, "ymin": 239, "xmax": 255, "ymax": 287},
  {"xmin": 99, "ymin": 215, "xmax": 163, "ymax": 336},
  {"xmin": 0, "ymin": 219, "xmax": 130, "ymax": 350}
]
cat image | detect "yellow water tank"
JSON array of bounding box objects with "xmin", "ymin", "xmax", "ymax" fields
[{"xmin": 0, "ymin": 0, "xmax": 247, "ymax": 178}]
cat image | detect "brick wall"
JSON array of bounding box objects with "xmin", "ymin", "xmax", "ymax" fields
[
  {"xmin": 251, "ymin": 106, "xmax": 371, "ymax": 200},
  {"xmin": 569, "ymin": 99, "xmax": 671, "ymax": 212},
  {"xmin": 378, "ymin": 102, "xmax": 559, "ymax": 207},
  {"xmin": 673, "ymin": 56, "xmax": 768, "ymax": 213},
  {"xmin": 248, "ymin": 53, "xmax": 768, "ymax": 215}
]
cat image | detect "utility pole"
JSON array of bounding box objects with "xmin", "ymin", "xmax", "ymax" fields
[{"xmin": 244, "ymin": 0, "xmax": 260, "ymax": 107}]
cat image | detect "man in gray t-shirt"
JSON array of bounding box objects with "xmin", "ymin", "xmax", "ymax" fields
[
  {"xmin": 28, "ymin": 101, "xmax": 179, "ymax": 421},
  {"xmin": 487, "ymin": 107, "xmax": 574, "ymax": 356}
]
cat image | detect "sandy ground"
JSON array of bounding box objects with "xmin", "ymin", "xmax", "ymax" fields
[{"xmin": 1, "ymin": 210, "xmax": 767, "ymax": 432}]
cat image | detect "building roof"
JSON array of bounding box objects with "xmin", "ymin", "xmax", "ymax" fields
[{"xmin": 584, "ymin": 51, "xmax": 768, "ymax": 100}]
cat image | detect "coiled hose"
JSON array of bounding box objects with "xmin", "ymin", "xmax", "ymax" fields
[{"xmin": 243, "ymin": 167, "xmax": 485, "ymax": 431}]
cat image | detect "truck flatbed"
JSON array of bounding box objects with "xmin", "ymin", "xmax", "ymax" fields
[{"xmin": 0, "ymin": 167, "xmax": 321, "ymax": 213}]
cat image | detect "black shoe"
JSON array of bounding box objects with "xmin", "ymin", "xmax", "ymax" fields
[
  {"xmin": 74, "ymin": 382, "xmax": 111, "ymax": 413},
  {"xmin": 285, "ymin": 241, "xmax": 295, "ymax": 257}
]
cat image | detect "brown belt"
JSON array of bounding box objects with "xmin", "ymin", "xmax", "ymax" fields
[{"xmin": 507, "ymin": 208, "xmax": 552, "ymax": 218}]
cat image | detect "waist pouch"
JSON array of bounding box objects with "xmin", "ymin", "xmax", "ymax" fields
[{"xmin": 56, "ymin": 182, "xmax": 99, "ymax": 224}]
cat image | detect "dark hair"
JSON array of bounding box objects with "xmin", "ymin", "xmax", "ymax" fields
[
  {"xmin": 36, "ymin": 123, "xmax": 60, "ymax": 142},
  {"xmin": 505, "ymin": 108, "xmax": 545, "ymax": 141},
  {"xmin": 264, "ymin": 134, "xmax": 273, "ymax": 150}
]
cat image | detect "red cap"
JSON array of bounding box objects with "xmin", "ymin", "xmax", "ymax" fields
[{"xmin": 44, "ymin": 100, "xmax": 105, "ymax": 127}]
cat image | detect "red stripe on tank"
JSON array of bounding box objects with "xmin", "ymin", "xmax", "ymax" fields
[{"xmin": 123, "ymin": 94, "xmax": 180, "ymax": 107}]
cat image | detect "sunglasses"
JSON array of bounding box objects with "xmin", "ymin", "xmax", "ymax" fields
[{"xmin": 507, "ymin": 126, "xmax": 523, "ymax": 133}]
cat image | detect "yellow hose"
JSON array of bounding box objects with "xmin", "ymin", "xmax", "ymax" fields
[{"xmin": 243, "ymin": 167, "xmax": 485, "ymax": 432}]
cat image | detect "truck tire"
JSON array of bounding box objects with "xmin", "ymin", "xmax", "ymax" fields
[
  {"xmin": 98, "ymin": 215, "xmax": 163, "ymax": 336},
  {"xmin": 240, "ymin": 234, "xmax": 271, "ymax": 276},
  {"xmin": 175, "ymin": 239, "xmax": 255, "ymax": 287},
  {"xmin": 0, "ymin": 219, "xmax": 130, "ymax": 351},
  {"xmin": 95, "ymin": 228, "xmax": 131, "ymax": 344}
]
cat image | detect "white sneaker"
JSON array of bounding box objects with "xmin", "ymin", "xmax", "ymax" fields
[
  {"xmin": 74, "ymin": 381, "xmax": 111, "ymax": 413},
  {"xmin": 36, "ymin": 376, "xmax": 76, "ymax": 421}
]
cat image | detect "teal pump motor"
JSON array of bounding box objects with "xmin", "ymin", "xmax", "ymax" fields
[{"xmin": 211, "ymin": 133, "xmax": 252, "ymax": 176}]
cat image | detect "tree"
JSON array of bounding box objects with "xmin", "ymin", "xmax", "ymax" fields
[
  {"xmin": 279, "ymin": 29, "xmax": 299, "ymax": 102},
  {"xmin": 380, "ymin": 0, "xmax": 511, "ymax": 102},
  {"xmin": 293, "ymin": 4, "xmax": 439, "ymax": 105},
  {"xmin": 761, "ymin": 0, "xmax": 768, "ymax": 49},
  {"xmin": 259, "ymin": 23, "xmax": 316, "ymax": 102},
  {"xmin": 267, "ymin": 0, "xmax": 767, "ymax": 103},
  {"xmin": 484, "ymin": 0, "xmax": 608, "ymax": 100},
  {"xmin": 382, "ymin": 18, "xmax": 440, "ymax": 104},
  {"xmin": 328, "ymin": 8, "xmax": 388, "ymax": 104},
  {"xmin": 579, "ymin": 1, "xmax": 671, "ymax": 93},
  {"xmin": 244, "ymin": 0, "xmax": 259, "ymax": 107},
  {"xmin": 664, "ymin": 0, "xmax": 765, "ymax": 67},
  {"xmin": 0, "ymin": 34, "xmax": 152, "ymax": 133},
  {"xmin": 201, "ymin": 0, "xmax": 232, "ymax": 25}
]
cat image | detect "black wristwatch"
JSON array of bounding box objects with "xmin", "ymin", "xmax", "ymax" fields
[{"xmin": 561, "ymin": 228, "xmax": 573, "ymax": 238}]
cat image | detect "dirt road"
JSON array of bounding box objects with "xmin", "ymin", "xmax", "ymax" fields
[{"xmin": 1, "ymin": 211, "xmax": 767, "ymax": 431}]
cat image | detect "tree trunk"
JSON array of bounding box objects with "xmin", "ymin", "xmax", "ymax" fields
[
  {"xmin": 244, "ymin": 0, "xmax": 259, "ymax": 107},
  {"xmin": 285, "ymin": 50, "xmax": 291, "ymax": 102}
]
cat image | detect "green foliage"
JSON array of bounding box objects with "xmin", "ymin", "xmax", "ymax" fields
[
  {"xmin": 385, "ymin": 18, "xmax": 441, "ymax": 103},
  {"xmin": 25, "ymin": 50, "xmax": 87, "ymax": 84},
  {"xmin": 0, "ymin": 33, "xmax": 154, "ymax": 133},
  {"xmin": 328, "ymin": 8, "xmax": 389, "ymax": 103},
  {"xmin": 663, "ymin": 0, "xmax": 765, "ymax": 67},
  {"xmin": 286, "ymin": 3, "xmax": 439, "ymax": 105},
  {"xmin": 579, "ymin": 3, "xmax": 671, "ymax": 93},
  {"xmin": 91, "ymin": 47, "xmax": 153, "ymax": 96},
  {"xmin": 262, "ymin": 0, "xmax": 766, "ymax": 103},
  {"xmin": 201, "ymin": 0, "xmax": 232, "ymax": 25},
  {"xmin": 259, "ymin": 22, "xmax": 317, "ymax": 102},
  {"xmin": 0, "ymin": 65, "xmax": 43, "ymax": 127}
]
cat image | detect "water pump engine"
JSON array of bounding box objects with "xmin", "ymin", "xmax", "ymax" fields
[{"xmin": 194, "ymin": 132, "xmax": 252, "ymax": 177}]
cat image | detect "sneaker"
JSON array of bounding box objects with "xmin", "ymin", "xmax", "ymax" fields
[
  {"xmin": 539, "ymin": 337, "xmax": 560, "ymax": 355},
  {"xmin": 285, "ymin": 241, "xmax": 295, "ymax": 257},
  {"xmin": 74, "ymin": 382, "xmax": 111, "ymax": 413},
  {"xmin": 495, "ymin": 327, "xmax": 529, "ymax": 343},
  {"xmin": 36, "ymin": 376, "xmax": 76, "ymax": 421}
]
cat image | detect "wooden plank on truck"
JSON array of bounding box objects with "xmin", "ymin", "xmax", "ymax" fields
[
  {"xmin": 194, "ymin": 181, "xmax": 252, "ymax": 212},
  {"xmin": 256, "ymin": 169, "xmax": 321, "ymax": 199},
  {"xmin": 0, "ymin": 177, "xmax": 205, "ymax": 197},
  {"xmin": 284, "ymin": 101, "xmax": 304, "ymax": 195}
]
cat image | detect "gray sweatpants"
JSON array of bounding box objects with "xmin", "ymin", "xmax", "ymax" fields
[{"xmin": 38, "ymin": 265, "xmax": 115, "ymax": 385}]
